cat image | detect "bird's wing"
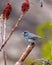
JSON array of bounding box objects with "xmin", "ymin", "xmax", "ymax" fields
[{"xmin": 28, "ymin": 32, "xmax": 42, "ymax": 39}]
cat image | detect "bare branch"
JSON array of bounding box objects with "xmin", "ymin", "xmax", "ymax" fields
[
  {"xmin": 0, "ymin": 14, "xmax": 3, "ymax": 41},
  {"xmin": 15, "ymin": 43, "xmax": 35, "ymax": 65},
  {"xmin": 0, "ymin": 14, "xmax": 24, "ymax": 51},
  {"xmin": 3, "ymin": 50, "xmax": 7, "ymax": 65},
  {"xmin": 3, "ymin": 18, "xmax": 7, "ymax": 65}
]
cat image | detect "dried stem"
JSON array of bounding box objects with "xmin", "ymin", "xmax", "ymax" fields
[
  {"xmin": 0, "ymin": 14, "xmax": 24, "ymax": 51},
  {"xmin": 0, "ymin": 14, "xmax": 7, "ymax": 65},
  {"xmin": 1, "ymin": 3, "xmax": 12, "ymax": 65},
  {"xmin": 0, "ymin": 14, "xmax": 3, "ymax": 41},
  {"xmin": 3, "ymin": 18, "xmax": 7, "ymax": 65},
  {"xmin": 3, "ymin": 50, "xmax": 7, "ymax": 65},
  {"xmin": 3, "ymin": 19, "xmax": 6, "ymax": 41},
  {"xmin": 15, "ymin": 43, "xmax": 35, "ymax": 65}
]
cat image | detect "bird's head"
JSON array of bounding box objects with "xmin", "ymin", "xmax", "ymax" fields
[{"xmin": 23, "ymin": 31, "xmax": 29, "ymax": 37}]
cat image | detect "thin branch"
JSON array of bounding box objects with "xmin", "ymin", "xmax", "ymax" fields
[
  {"xmin": 0, "ymin": 14, "xmax": 3, "ymax": 42},
  {"xmin": 0, "ymin": 14, "xmax": 7, "ymax": 65},
  {"xmin": 0, "ymin": 14, "xmax": 24, "ymax": 51},
  {"xmin": 3, "ymin": 50, "xmax": 7, "ymax": 65},
  {"xmin": 15, "ymin": 43, "xmax": 35, "ymax": 65},
  {"xmin": 3, "ymin": 18, "xmax": 6, "ymax": 41},
  {"xmin": 1, "ymin": 3, "xmax": 12, "ymax": 65},
  {"xmin": 3, "ymin": 18, "xmax": 7, "ymax": 65}
]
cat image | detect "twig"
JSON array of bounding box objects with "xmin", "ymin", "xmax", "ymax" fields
[
  {"xmin": 3, "ymin": 19, "xmax": 6, "ymax": 42},
  {"xmin": 15, "ymin": 43, "xmax": 35, "ymax": 65},
  {"xmin": 0, "ymin": 14, "xmax": 24, "ymax": 51},
  {"xmin": 0, "ymin": 14, "xmax": 3, "ymax": 42},
  {"xmin": 0, "ymin": 14, "xmax": 7, "ymax": 65},
  {"xmin": 3, "ymin": 18, "xmax": 7, "ymax": 65},
  {"xmin": 0, "ymin": 3, "xmax": 12, "ymax": 65},
  {"xmin": 3, "ymin": 50, "xmax": 7, "ymax": 65}
]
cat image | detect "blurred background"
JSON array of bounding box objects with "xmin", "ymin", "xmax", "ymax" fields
[{"xmin": 0, "ymin": 0, "xmax": 52, "ymax": 65}]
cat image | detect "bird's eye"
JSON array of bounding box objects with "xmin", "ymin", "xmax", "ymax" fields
[
  {"xmin": 24, "ymin": 32, "xmax": 28, "ymax": 36},
  {"xmin": 24, "ymin": 32, "xmax": 27, "ymax": 34}
]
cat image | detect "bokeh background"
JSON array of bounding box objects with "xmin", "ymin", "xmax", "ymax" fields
[{"xmin": 0, "ymin": 0, "xmax": 52, "ymax": 65}]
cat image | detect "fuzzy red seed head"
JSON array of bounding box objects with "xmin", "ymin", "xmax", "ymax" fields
[
  {"xmin": 21, "ymin": 0, "xmax": 30, "ymax": 14},
  {"xmin": 2, "ymin": 3, "xmax": 12, "ymax": 20}
]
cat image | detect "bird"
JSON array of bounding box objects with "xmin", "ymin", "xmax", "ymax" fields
[{"xmin": 23, "ymin": 31, "xmax": 43, "ymax": 43}]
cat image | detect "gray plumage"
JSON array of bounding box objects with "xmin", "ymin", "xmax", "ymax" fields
[{"xmin": 23, "ymin": 31, "xmax": 43, "ymax": 43}]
